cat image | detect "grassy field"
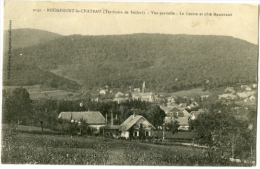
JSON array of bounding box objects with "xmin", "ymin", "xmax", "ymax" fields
[
  {"xmin": 3, "ymin": 85, "xmax": 82, "ymax": 100},
  {"xmin": 159, "ymin": 88, "xmax": 211, "ymax": 98},
  {"xmin": 1, "ymin": 124, "xmax": 250, "ymax": 166}
]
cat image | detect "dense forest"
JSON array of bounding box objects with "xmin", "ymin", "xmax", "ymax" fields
[{"xmin": 3, "ymin": 31, "xmax": 258, "ymax": 92}]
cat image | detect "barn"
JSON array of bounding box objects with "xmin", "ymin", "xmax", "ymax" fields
[{"xmin": 58, "ymin": 111, "xmax": 106, "ymax": 133}]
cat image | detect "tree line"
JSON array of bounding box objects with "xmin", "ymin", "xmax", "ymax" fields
[{"xmin": 2, "ymin": 87, "xmax": 165, "ymax": 130}]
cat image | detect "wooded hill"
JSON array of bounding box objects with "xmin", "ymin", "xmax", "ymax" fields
[{"xmin": 3, "ymin": 31, "xmax": 258, "ymax": 92}]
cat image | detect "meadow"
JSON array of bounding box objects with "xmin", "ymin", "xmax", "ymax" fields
[
  {"xmin": 1, "ymin": 124, "xmax": 250, "ymax": 166},
  {"xmin": 3, "ymin": 85, "xmax": 81, "ymax": 100}
]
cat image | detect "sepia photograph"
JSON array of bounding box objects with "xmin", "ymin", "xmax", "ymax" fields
[{"xmin": 1, "ymin": 0, "xmax": 258, "ymax": 166}]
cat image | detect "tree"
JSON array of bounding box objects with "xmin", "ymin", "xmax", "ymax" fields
[
  {"xmin": 145, "ymin": 105, "xmax": 166, "ymax": 128},
  {"xmin": 3, "ymin": 87, "xmax": 33, "ymax": 125},
  {"xmin": 166, "ymin": 120, "xmax": 180, "ymax": 135},
  {"xmin": 189, "ymin": 103, "xmax": 255, "ymax": 160}
]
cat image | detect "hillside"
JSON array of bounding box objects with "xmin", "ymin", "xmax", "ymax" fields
[
  {"xmin": 3, "ymin": 33, "xmax": 258, "ymax": 92},
  {"xmin": 3, "ymin": 28, "xmax": 63, "ymax": 52},
  {"xmin": 2, "ymin": 63, "xmax": 81, "ymax": 91}
]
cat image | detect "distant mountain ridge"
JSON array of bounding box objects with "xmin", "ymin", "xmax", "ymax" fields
[
  {"xmin": 3, "ymin": 30, "xmax": 258, "ymax": 92},
  {"xmin": 3, "ymin": 28, "xmax": 63, "ymax": 52}
]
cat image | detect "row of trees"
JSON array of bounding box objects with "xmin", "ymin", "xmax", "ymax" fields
[{"xmin": 2, "ymin": 88, "xmax": 166, "ymax": 130}]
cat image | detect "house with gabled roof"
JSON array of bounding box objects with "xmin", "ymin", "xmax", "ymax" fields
[
  {"xmin": 119, "ymin": 114, "xmax": 156, "ymax": 139},
  {"xmin": 58, "ymin": 111, "xmax": 106, "ymax": 130},
  {"xmin": 160, "ymin": 105, "xmax": 190, "ymax": 130}
]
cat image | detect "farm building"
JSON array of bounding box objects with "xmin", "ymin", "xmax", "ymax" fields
[
  {"xmin": 58, "ymin": 111, "xmax": 106, "ymax": 131},
  {"xmin": 119, "ymin": 114, "xmax": 156, "ymax": 139},
  {"xmin": 103, "ymin": 125, "xmax": 120, "ymax": 138}
]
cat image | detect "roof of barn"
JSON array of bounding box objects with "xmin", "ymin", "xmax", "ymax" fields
[{"xmin": 58, "ymin": 111, "xmax": 106, "ymax": 125}]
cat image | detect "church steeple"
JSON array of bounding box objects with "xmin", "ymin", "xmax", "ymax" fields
[{"xmin": 142, "ymin": 81, "xmax": 146, "ymax": 93}]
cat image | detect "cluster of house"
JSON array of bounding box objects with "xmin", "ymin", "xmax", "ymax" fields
[
  {"xmin": 112, "ymin": 91, "xmax": 156, "ymax": 104},
  {"xmin": 218, "ymin": 85, "xmax": 257, "ymax": 102},
  {"xmin": 95, "ymin": 81, "xmax": 161, "ymax": 104},
  {"xmin": 57, "ymin": 102, "xmax": 204, "ymax": 139},
  {"xmin": 160, "ymin": 103, "xmax": 204, "ymax": 131},
  {"xmin": 58, "ymin": 111, "xmax": 155, "ymax": 139}
]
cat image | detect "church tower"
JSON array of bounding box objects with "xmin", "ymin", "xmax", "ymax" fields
[{"xmin": 142, "ymin": 81, "xmax": 146, "ymax": 93}]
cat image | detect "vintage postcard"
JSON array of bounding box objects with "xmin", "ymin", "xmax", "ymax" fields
[{"xmin": 1, "ymin": 0, "xmax": 258, "ymax": 167}]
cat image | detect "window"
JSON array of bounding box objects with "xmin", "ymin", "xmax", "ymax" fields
[
  {"xmin": 145, "ymin": 131, "xmax": 149, "ymax": 136},
  {"xmin": 133, "ymin": 131, "xmax": 137, "ymax": 136},
  {"xmin": 133, "ymin": 131, "xmax": 139, "ymax": 136}
]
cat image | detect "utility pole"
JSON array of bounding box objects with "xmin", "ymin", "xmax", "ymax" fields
[
  {"xmin": 231, "ymin": 135, "xmax": 235, "ymax": 159},
  {"xmin": 163, "ymin": 123, "xmax": 165, "ymax": 140}
]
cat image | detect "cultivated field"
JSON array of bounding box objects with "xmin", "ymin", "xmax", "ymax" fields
[
  {"xmin": 1, "ymin": 124, "xmax": 249, "ymax": 166},
  {"xmin": 3, "ymin": 85, "xmax": 81, "ymax": 100}
]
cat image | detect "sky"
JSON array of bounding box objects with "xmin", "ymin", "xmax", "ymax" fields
[{"xmin": 3, "ymin": 1, "xmax": 258, "ymax": 44}]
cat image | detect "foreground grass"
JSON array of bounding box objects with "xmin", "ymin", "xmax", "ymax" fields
[{"xmin": 1, "ymin": 125, "xmax": 251, "ymax": 166}]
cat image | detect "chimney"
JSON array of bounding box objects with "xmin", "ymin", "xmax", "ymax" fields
[
  {"xmin": 111, "ymin": 112, "xmax": 114, "ymax": 126},
  {"xmin": 115, "ymin": 114, "xmax": 118, "ymax": 120},
  {"xmin": 133, "ymin": 113, "xmax": 135, "ymax": 119},
  {"xmin": 106, "ymin": 113, "xmax": 107, "ymax": 125}
]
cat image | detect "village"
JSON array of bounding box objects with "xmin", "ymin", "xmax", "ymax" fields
[
  {"xmin": 2, "ymin": 80, "xmax": 257, "ymax": 166},
  {"xmin": 56, "ymin": 81, "xmax": 257, "ymax": 142}
]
